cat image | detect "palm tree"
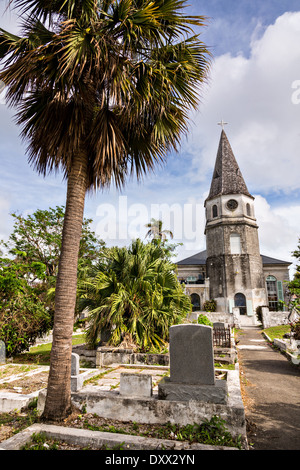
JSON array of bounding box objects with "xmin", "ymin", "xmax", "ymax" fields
[
  {"xmin": 145, "ymin": 218, "xmax": 174, "ymax": 243},
  {"xmin": 0, "ymin": 0, "xmax": 210, "ymax": 420},
  {"xmin": 78, "ymin": 239, "xmax": 191, "ymax": 350}
]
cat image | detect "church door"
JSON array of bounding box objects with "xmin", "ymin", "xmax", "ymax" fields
[{"xmin": 234, "ymin": 293, "xmax": 247, "ymax": 315}]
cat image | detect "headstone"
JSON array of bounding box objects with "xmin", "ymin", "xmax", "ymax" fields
[
  {"xmin": 119, "ymin": 373, "xmax": 152, "ymax": 398},
  {"xmin": 213, "ymin": 322, "xmax": 225, "ymax": 329},
  {"xmin": 71, "ymin": 352, "xmax": 80, "ymax": 376},
  {"xmin": 169, "ymin": 324, "xmax": 215, "ymax": 385},
  {"xmin": 232, "ymin": 307, "xmax": 241, "ymax": 328},
  {"xmin": 0, "ymin": 340, "xmax": 6, "ymax": 364},
  {"xmin": 71, "ymin": 353, "xmax": 83, "ymax": 392},
  {"xmin": 158, "ymin": 324, "xmax": 228, "ymax": 404}
]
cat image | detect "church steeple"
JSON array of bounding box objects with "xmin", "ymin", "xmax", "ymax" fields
[
  {"xmin": 204, "ymin": 127, "xmax": 267, "ymax": 316},
  {"xmin": 206, "ymin": 130, "xmax": 253, "ymax": 202}
]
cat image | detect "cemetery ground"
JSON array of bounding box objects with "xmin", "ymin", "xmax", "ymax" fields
[{"xmin": 0, "ymin": 325, "xmax": 299, "ymax": 452}]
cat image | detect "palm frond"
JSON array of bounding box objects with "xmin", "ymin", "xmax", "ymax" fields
[{"xmin": 2, "ymin": 0, "xmax": 211, "ymax": 191}]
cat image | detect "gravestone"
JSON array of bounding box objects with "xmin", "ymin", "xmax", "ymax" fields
[
  {"xmin": 71, "ymin": 353, "xmax": 83, "ymax": 392},
  {"xmin": 158, "ymin": 324, "xmax": 228, "ymax": 403},
  {"xmin": 120, "ymin": 373, "xmax": 152, "ymax": 398},
  {"xmin": 0, "ymin": 341, "xmax": 6, "ymax": 364},
  {"xmin": 213, "ymin": 322, "xmax": 225, "ymax": 329},
  {"xmin": 169, "ymin": 324, "xmax": 215, "ymax": 385}
]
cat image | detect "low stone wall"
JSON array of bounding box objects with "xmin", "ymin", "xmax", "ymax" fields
[
  {"xmin": 72, "ymin": 344, "xmax": 170, "ymax": 368},
  {"xmin": 188, "ymin": 311, "xmax": 237, "ymax": 327},
  {"xmin": 261, "ymin": 307, "xmax": 291, "ymax": 329},
  {"xmin": 73, "ymin": 344, "xmax": 237, "ymax": 366},
  {"xmin": 36, "ymin": 369, "xmax": 247, "ymax": 444}
]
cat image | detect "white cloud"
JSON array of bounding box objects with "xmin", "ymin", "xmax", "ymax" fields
[
  {"xmin": 254, "ymin": 195, "xmax": 298, "ymax": 271},
  {"xmin": 0, "ymin": 7, "xmax": 299, "ymax": 272},
  {"xmin": 186, "ymin": 11, "xmax": 300, "ymax": 195},
  {"xmin": 0, "ymin": 195, "xmax": 11, "ymax": 241}
]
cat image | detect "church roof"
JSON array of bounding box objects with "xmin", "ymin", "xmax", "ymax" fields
[
  {"xmin": 176, "ymin": 250, "xmax": 291, "ymax": 266},
  {"xmin": 176, "ymin": 250, "xmax": 208, "ymax": 266},
  {"xmin": 206, "ymin": 130, "xmax": 253, "ymax": 201}
]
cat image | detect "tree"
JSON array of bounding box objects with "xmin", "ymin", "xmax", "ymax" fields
[
  {"xmin": 145, "ymin": 218, "xmax": 174, "ymax": 243},
  {"xmin": 145, "ymin": 217, "xmax": 182, "ymax": 259},
  {"xmin": 1, "ymin": 206, "xmax": 105, "ymax": 278},
  {"xmin": 78, "ymin": 239, "xmax": 191, "ymax": 350},
  {"xmin": 1, "ymin": 206, "xmax": 105, "ymax": 314},
  {"xmin": 287, "ymin": 237, "xmax": 300, "ymax": 316},
  {"xmin": 0, "ymin": 0, "xmax": 210, "ymax": 420},
  {"xmin": 0, "ymin": 256, "xmax": 52, "ymax": 356}
]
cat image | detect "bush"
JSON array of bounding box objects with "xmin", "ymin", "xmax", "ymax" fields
[
  {"xmin": 78, "ymin": 239, "xmax": 191, "ymax": 351},
  {"xmin": 291, "ymin": 320, "xmax": 300, "ymax": 340},
  {"xmin": 197, "ymin": 314, "xmax": 213, "ymax": 327},
  {"xmin": 0, "ymin": 294, "xmax": 52, "ymax": 357},
  {"xmin": 0, "ymin": 258, "xmax": 53, "ymax": 357},
  {"xmin": 203, "ymin": 299, "xmax": 217, "ymax": 312}
]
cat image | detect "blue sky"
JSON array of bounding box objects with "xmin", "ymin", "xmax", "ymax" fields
[{"xmin": 0, "ymin": 0, "xmax": 300, "ymax": 273}]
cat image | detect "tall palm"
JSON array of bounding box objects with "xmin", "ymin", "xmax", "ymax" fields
[
  {"xmin": 145, "ymin": 218, "xmax": 174, "ymax": 243},
  {"xmin": 0, "ymin": 0, "xmax": 210, "ymax": 420}
]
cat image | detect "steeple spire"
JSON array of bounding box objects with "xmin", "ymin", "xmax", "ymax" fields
[{"xmin": 206, "ymin": 130, "xmax": 253, "ymax": 201}]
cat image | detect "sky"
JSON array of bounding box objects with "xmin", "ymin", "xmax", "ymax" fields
[{"xmin": 0, "ymin": 0, "xmax": 300, "ymax": 274}]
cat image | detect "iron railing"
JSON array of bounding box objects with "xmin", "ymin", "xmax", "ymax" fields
[{"xmin": 213, "ymin": 327, "xmax": 231, "ymax": 348}]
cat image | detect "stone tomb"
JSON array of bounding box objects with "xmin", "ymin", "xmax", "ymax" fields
[
  {"xmin": 120, "ymin": 372, "xmax": 152, "ymax": 398},
  {"xmin": 0, "ymin": 341, "xmax": 5, "ymax": 364},
  {"xmin": 158, "ymin": 324, "xmax": 228, "ymax": 404},
  {"xmin": 71, "ymin": 353, "xmax": 84, "ymax": 392}
]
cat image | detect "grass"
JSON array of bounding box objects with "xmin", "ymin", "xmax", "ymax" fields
[
  {"xmin": 0, "ymin": 364, "xmax": 38, "ymax": 379},
  {"xmin": 81, "ymin": 414, "xmax": 242, "ymax": 449},
  {"xmin": 262, "ymin": 324, "xmax": 290, "ymax": 342},
  {"xmin": 12, "ymin": 334, "xmax": 86, "ymax": 366}
]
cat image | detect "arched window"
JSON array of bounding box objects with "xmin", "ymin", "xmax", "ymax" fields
[
  {"xmin": 212, "ymin": 205, "xmax": 218, "ymax": 218},
  {"xmin": 266, "ymin": 275, "xmax": 278, "ymax": 310},
  {"xmin": 190, "ymin": 293, "xmax": 201, "ymax": 312},
  {"xmin": 234, "ymin": 293, "xmax": 246, "ymax": 315},
  {"xmin": 230, "ymin": 233, "xmax": 241, "ymax": 254},
  {"xmin": 246, "ymin": 203, "xmax": 251, "ymax": 216}
]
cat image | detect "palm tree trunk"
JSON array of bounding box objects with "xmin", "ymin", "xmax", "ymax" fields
[{"xmin": 42, "ymin": 152, "xmax": 88, "ymax": 421}]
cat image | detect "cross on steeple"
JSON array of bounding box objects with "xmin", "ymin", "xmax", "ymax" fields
[{"xmin": 218, "ymin": 120, "xmax": 228, "ymax": 130}]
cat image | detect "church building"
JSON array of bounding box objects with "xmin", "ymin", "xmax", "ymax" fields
[{"xmin": 176, "ymin": 128, "xmax": 291, "ymax": 320}]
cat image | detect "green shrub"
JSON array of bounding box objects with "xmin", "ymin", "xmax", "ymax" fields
[
  {"xmin": 197, "ymin": 314, "xmax": 213, "ymax": 327},
  {"xmin": 0, "ymin": 294, "xmax": 52, "ymax": 357},
  {"xmin": 203, "ymin": 299, "xmax": 217, "ymax": 312},
  {"xmin": 0, "ymin": 257, "xmax": 53, "ymax": 357},
  {"xmin": 291, "ymin": 320, "xmax": 300, "ymax": 340}
]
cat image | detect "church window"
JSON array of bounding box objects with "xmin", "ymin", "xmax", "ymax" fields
[
  {"xmin": 230, "ymin": 233, "xmax": 241, "ymax": 254},
  {"xmin": 190, "ymin": 293, "xmax": 201, "ymax": 312},
  {"xmin": 212, "ymin": 205, "xmax": 218, "ymax": 218},
  {"xmin": 266, "ymin": 276, "xmax": 284, "ymax": 311},
  {"xmin": 234, "ymin": 293, "xmax": 246, "ymax": 315},
  {"xmin": 246, "ymin": 203, "xmax": 251, "ymax": 216}
]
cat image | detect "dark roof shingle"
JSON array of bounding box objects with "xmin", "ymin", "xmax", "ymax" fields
[
  {"xmin": 206, "ymin": 130, "xmax": 253, "ymax": 202},
  {"xmin": 176, "ymin": 250, "xmax": 291, "ymax": 266}
]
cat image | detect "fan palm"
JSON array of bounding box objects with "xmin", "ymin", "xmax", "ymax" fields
[
  {"xmin": 0, "ymin": 0, "xmax": 210, "ymax": 419},
  {"xmin": 78, "ymin": 239, "xmax": 191, "ymax": 349}
]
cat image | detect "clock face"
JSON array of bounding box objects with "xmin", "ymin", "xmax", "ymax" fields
[{"xmin": 227, "ymin": 199, "xmax": 238, "ymax": 210}]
